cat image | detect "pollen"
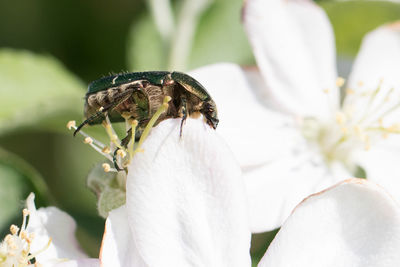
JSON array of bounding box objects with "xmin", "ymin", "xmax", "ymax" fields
[
  {"xmin": 10, "ymin": 225, "xmax": 19, "ymax": 235},
  {"xmin": 117, "ymin": 149, "xmax": 126, "ymax": 158},
  {"xmin": 22, "ymin": 209, "xmax": 29, "ymax": 217},
  {"xmin": 102, "ymin": 146, "xmax": 111, "ymax": 154},
  {"xmin": 336, "ymin": 77, "xmax": 345, "ymax": 87},
  {"xmin": 335, "ymin": 112, "xmax": 347, "ymax": 125},
  {"xmin": 84, "ymin": 137, "xmax": 93, "ymax": 144},
  {"xmin": 323, "ymin": 88, "xmax": 330, "ymax": 94},
  {"xmin": 345, "ymin": 88, "xmax": 355, "ymax": 95},
  {"xmin": 102, "ymin": 163, "xmax": 111, "ymax": 172},
  {"xmin": 66, "ymin": 120, "xmax": 76, "ymax": 130}
]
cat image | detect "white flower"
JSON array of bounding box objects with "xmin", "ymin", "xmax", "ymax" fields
[
  {"xmin": 185, "ymin": 0, "xmax": 400, "ymax": 232},
  {"xmin": 98, "ymin": 119, "xmax": 400, "ymax": 266},
  {"xmin": 0, "ymin": 193, "xmax": 99, "ymax": 267},
  {"xmin": 100, "ymin": 118, "xmax": 251, "ymax": 266}
]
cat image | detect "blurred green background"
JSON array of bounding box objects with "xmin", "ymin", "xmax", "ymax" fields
[{"xmin": 0, "ymin": 0, "xmax": 399, "ymax": 263}]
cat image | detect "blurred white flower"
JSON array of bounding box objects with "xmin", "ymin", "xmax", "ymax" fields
[
  {"xmin": 186, "ymin": 0, "xmax": 400, "ymax": 232},
  {"xmin": 0, "ymin": 193, "xmax": 99, "ymax": 267}
]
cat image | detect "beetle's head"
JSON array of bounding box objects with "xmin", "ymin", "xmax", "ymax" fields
[{"xmin": 202, "ymin": 99, "xmax": 219, "ymax": 129}]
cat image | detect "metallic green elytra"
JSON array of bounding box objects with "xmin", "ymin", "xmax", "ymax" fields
[{"xmin": 74, "ymin": 71, "xmax": 219, "ymax": 139}]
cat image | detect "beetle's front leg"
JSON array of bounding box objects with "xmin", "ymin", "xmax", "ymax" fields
[{"xmin": 179, "ymin": 95, "xmax": 188, "ymax": 138}]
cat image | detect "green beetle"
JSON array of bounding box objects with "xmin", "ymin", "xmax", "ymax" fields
[{"xmin": 74, "ymin": 71, "xmax": 219, "ymax": 147}]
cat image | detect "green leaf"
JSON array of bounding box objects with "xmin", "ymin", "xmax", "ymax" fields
[
  {"xmin": 189, "ymin": 0, "xmax": 254, "ymax": 69},
  {"xmin": 0, "ymin": 49, "xmax": 85, "ymax": 134},
  {"xmin": 127, "ymin": 15, "xmax": 167, "ymax": 71},
  {"xmin": 127, "ymin": 0, "xmax": 254, "ymax": 71},
  {"xmin": 0, "ymin": 147, "xmax": 50, "ymax": 235},
  {"xmin": 321, "ymin": 0, "xmax": 400, "ymax": 57}
]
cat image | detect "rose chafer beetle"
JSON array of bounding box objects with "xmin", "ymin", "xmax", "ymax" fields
[{"xmin": 74, "ymin": 71, "xmax": 219, "ymax": 170}]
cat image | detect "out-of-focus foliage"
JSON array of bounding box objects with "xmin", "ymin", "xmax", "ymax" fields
[
  {"xmin": 322, "ymin": 0, "xmax": 400, "ymax": 57},
  {"xmin": 0, "ymin": 147, "xmax": 50, "ymax": 236},
  {"xmin": 0, "ymin": 50, "xmax": 84, "ymax": 134},
  {"xmin": 127, "ymin": 0, "xmax": 254, "ymax": 71}
]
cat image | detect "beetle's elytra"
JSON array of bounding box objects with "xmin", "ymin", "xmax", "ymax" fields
[{"xmin": 74, "ymin": 71, "xmax": 218, "ymax": 155}]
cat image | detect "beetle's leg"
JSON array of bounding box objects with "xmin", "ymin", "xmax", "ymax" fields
[
  {"xmin": 113, "ymin": 148, "xmax": 125, "ymax": 171},
  {"xmin": 74, "ymin": 87, "xmax": 138, "ymax": 136},
  {"xmin": 179, "ymin": 95, "xmax": 188, "ymax": 137},
  {"xmin": 120, "ymin": 127, "xmax": 132, "ymax": 148},
  {"xmin": 74, "ymin": 110, "xmax": 105, "ymax": 136}
]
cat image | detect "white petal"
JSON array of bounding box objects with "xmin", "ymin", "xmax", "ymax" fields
[
  {"xmin": 100, "ymin": 205, "xmax": 145, "ymax": 267},
  {"xmin": 243, "ymin": 0, "xmax": 338, "ymax": 118},
  {"xmin": 54, "ymin": 259, "xmax": 100, "ymax": 267},
  {"xmin": 347, "ymin": 23, "xmax": 400, "ymax": 123},
  {"xmin": 354, "ymin": 135, "xmax": 400, "ymax": 204},
  {"xmin": 259, "ymin": 179, "xmax": 400, "ymax": 267},
  {"xmin": 245, "ymin": 146, "xmax": 351, "ymax": 232},
  {"xmin": 26, "ymin": 194, "xmax": 87, "ymax": 262},
  {"xmin": 190, "ymin": 63, "xmax": 299, "ymax": 168},
  {"xmin": 126, "ymin": 118, "xmax": 251, "ymax": 267}
]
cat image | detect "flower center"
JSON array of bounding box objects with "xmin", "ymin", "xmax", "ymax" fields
[
  {"xmin": 301, "ymin": 78, "xmax": 400, "ymax": 170},
  {"xmin": 0, "ymin": 208, "xmax": 51, "ymax": 267}
]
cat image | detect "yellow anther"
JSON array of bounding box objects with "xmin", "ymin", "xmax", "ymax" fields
[
  {"xmin": 323, "ymin": 88, "xmax": 330, "ymax": 94},
  {"xmin": 10, "ymin": 225, "xmax": 19, "ymax": 235},
  {"xmin": 357, "ymin": 81, "xmax": 364, "ymax": 87},
  {"xmin": 336, "ymin": 77, "xmax": 345, "ymax": 87},
  {"xmin": 364, "ymin": 135, "xmax": 371, "ymax": 151},
  {"xmin": 117, "ymin": 150, "xmax": 126, "ymax": 158},
  {"xmin": 130, "ymin": 119, "xmax": 138, "ymax": 127},
  {"xmin": 20, "ymin": 230, "xmax": 27, "ymax": 240},
  {"xmin": 66, "ymin": 120, "xmax": 76, "ymax": 130},
  {"xmin": 102, "ymin": 146, "xmax": 111, "ymax": 154},
  {"xmin": 164, "ymin": 96, "xmax": 172, "ymax": 103},
  {"xmin": 346, "ymin": 88, "xmax": 355, "ymax": 95},
  {"xmin": 8, "ymin": 252, "xmax": 15, "ymax": 257},
  {"xmin": 340, "ymin": 127, "xmax": 348, "ymax": 135},
  {"xmin": 22, "ymin": 209, "xmax": 30, "ymax": 217},
  {"xmin": 84, "ymin": 137, "xmax": 93, "ymax": 144},
  {"xmin": 102, "ymin": 163, "xmax": 111, "ymax": 173},
  {"xmin": 335, "ymin": 112, "xmax": 347, "ymax": 125}
]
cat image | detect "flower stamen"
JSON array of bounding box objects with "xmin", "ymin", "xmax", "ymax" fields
[{"xmin": 69, "ymin": 96, "xmax": 172, "ymax": 172}]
